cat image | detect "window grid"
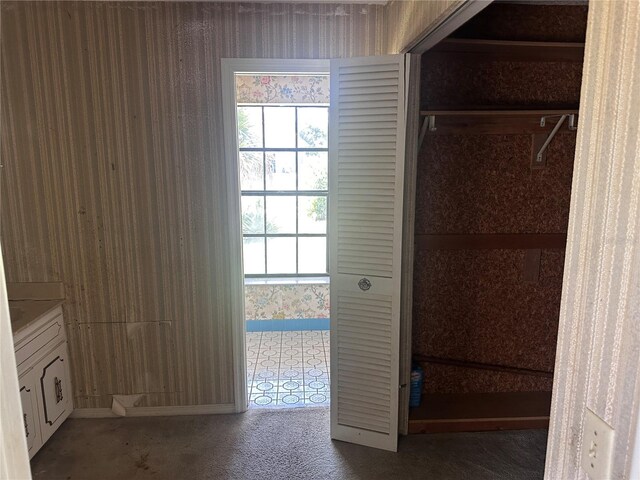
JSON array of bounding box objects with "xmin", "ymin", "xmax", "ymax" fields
[{"xmin": 239, "ymin": 105, "xmax": 328, "ymax": 278}]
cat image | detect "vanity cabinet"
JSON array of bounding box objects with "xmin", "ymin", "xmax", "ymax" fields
[{"xmin": 13, "ymin": 305, "xmax": 72, "ymax": 458}]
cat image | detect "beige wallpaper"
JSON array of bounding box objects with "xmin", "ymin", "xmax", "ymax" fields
[
  {"xmin": 545, "ymin": 0, "xmax": 640, "ymax": 478},
  {"xmin": 0, "ymin": 1, "xmax": 385, "ymax": 409},
  {"xmin": 385, "ymin": 0, "xmax": 463, "ymax": 53}
]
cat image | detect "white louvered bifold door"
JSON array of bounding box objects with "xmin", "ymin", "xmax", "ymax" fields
[{"xmin": 329, "ymin": 54, "xmax": 408, "ymax": 452}]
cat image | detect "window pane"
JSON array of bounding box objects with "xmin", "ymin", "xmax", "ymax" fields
[
  {"xmin": 265, "ymin": 152, "xmax": 296, "ymax": 190},
  {"xmin": 297, "ymin": 107, "xmax": 328, "ymax": 148},
  {"xmin": 243, "ymin": 237, "xmax": 265, "ymax": 275},
  {"xmin": 237, "ymin": 107, "xmax": 263, "ymax": 148},
  {"xmin": 240, "ymin": 152, "xmax": 264, "ymax": 190},
  {"xmin": 241, "ymin": 196, "xmax": 264, "ymax": 234},
  {"xmin": 266, "ymin": 196, "xmax": 296, "ymax": 234},
  {"xmin": 264, "ymin": 107, "xmax": 296, "ymax": 148},
  {"xmin": 267, "ymin": 237, "xmax": 296, "ymax": 274},
  {"xmin": 298, "ymin": 237, "xmax": 327, "ymax": 274},
  {"xmin": 298, "ymin": 152, "xmax": 328, "ymax": 191},
  {"xmin": 298, "ymin": 196, "xmax": 327, "ymax": 234}
]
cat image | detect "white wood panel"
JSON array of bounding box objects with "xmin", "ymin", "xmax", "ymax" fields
[
  {"xmin": 329, "ymin": 54, "xmax": 407, "ymax": 452},
  {"xmin": 19, "ymin": 369, "xmax": 42, "ymax": 458},
  {"xmin": 0, "ymin": 246, "xmax": 31, "ymax": 478},
  {"xmin": 37, "ymin": 342, "xmax": 73, "ymax": 445}
]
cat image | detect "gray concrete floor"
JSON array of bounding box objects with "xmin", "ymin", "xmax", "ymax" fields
[{"xmin": 31, "ymin": 408, "xmax": 548, "ymax": 480}]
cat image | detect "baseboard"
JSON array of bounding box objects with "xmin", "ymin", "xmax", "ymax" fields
[
  {"xmin": 71, "ymin": 403, "xmax": 236, "ymax": 418},
  {"xmin": 71, "ymin": 408, "xmax": 119, "ymax": 418},
  {"xmin": 408, "ymin": 391, "xmax": 552, "ymax": 434},
  {"xmin": 245, "ymin": 318, "xmax": 329, "ymax": 332}
]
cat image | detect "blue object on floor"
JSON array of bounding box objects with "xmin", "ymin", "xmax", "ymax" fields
[
  {"xmin": 246, "ymin": 318, "xmax": 330, "ymax": 332},
  {"xmin": 409, "ymin": 364, "xmax": 424, "ymax": 407}
]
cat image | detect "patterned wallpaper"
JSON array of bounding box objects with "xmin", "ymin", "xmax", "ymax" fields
[
  {"xmin": 245, "ymin": 283, "xmax": 329, "ymax": 321},
  {"xmin": 413, "ymin": 248, "xmax": 566, "ymax": 378},
  {"xmin": 412, "ymin": 4, "xmax": 583, "ymax": 396},
  {"xmin": 545, "ymin": 1, "xmax": 640, "ymax": 478},
  {"xmin": 415, "ymin": 134, "xmax": 577, "ymax": 235},
  {"xmin": 236, "ymin": 75, "xmax": 329, "ymax": 104},
  {"xmin": 0, "ymin": 1, "xmax": 385, "ymax": 409}
]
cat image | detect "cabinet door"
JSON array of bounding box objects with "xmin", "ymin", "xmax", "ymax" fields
[
  {"xmin": 19, "ymin": 370, "xmax": 42, "ymax": 458},
  {"xmin": 37, "ymin": 342, "xmax": 72, "ymax": 443}
]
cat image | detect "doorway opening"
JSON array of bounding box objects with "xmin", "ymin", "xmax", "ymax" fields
[
  {"xmin": 232, "ymin": 71, "xmax": 331, "ymax": 408},
  {"xmin": 407, "ymin": 1, "xmax": 588, "ymax": 443}
]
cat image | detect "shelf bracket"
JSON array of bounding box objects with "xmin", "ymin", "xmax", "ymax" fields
[
  {"xmin": 418, "ymin": 115, "xmax": 436, "ymax": 149},
  {"xmin": 534, "ymin": 114, "xmax": 568, "ymax": 166}
]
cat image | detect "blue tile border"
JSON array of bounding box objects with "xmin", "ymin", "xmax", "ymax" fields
[{"xmin": 246, "ymin": 318, "xmax": 330, "ymax": 332}]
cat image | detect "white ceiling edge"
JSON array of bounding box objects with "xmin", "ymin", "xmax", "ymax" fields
[
  {"xmin": 495, "ymin": 0, "xmax": 588, "ymax": 4},
  {"xmin": 73, "ymin": 0, "xmax": 390, "ymax": 4}
]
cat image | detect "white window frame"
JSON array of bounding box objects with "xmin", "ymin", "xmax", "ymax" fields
[
  {"xmin": 238, "ymin": 103, "xmax": 329, "ymax": 278},
  {"xmin": 221, "ymin": 59, "xmax": 330, "ymax": 412}
]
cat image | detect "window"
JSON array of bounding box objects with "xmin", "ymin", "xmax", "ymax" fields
[{"xmin": 238, "ymin": 104, "xmax": 329, "ymax": 277}]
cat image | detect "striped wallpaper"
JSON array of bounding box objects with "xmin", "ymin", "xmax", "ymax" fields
[
  {"xmin": 0, "ymin": 1, "xmax": 387, "ymax": 409},
  {"xmin": 544, "ymin": 1, "xmax": 640, "ymax": 478},
  {"xmin": 0, "ymin": 1, "xmax": 463, "ymax": 410}
]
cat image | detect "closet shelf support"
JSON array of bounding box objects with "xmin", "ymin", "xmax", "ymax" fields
[
  {"xmin": 535, "ymin": 114, "xmax": 575, "ymax": 164},
  {"xmin": 418, "ymin": 115, "xmax": 436, "ymax": 148}
]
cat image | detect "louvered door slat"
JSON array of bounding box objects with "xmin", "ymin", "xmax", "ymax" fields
[
  {"xmin": 338, "ymin": 398, "xmax": 391, "ymax": 415},
  {"xmin": 340, "ymin": 107, "xmax": 398, "ymax": 116},
  {"xmin": 329, "ymin": 54, "xmax": 407, "ymax": 452},
  {"xmin": 340, "ymin": 93, "xmax": 400, "ymax": 103},
  {"xmin": 338, "ymin": 380, "xmax": 393, "ymax": 398}
]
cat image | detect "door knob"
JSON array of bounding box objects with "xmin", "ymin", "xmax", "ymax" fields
[{"xmin": 358, "ymin": 278, "xmax": 371, "ymax": 291}]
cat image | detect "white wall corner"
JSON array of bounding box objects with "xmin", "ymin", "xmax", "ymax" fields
[{"xmin": 544, "ymin": 1, "xmax": 640, "ymax": 478}]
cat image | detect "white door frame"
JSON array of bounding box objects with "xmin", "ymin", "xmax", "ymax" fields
[
  {"xmin": 0, "ymin": 242, "xmax": 31, "ymax": 478},
  {"xmin": 403, "ymin": 0, "xmax": 494, "ymax": 54},
  {"xmin": 221, "ymin": 58, "xmax": 330, "ymax": 413}
]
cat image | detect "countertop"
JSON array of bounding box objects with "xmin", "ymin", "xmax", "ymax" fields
[{"xmin": 9, "ymin": 299, "xmax": 64, "ymax": 335}]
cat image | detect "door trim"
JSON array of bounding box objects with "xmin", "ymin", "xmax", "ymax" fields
[
  {"xmin": 404, "ymin": 0, "xmax": 494, "ymax": 54},
  {"xmin": 397, "ymin": 53, "xmax": 421, "ymax": 436},
  {"xmin": 220, "ymin": 58, "xmax": 330, "ymax": 413}
]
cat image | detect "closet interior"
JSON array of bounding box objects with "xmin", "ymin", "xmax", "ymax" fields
[{"xmin": 409, "ymin": 2, "xmax": 589, "ymax": 434}]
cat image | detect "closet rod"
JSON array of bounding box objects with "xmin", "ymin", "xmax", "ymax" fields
[
  {"xmin": 419, "ymin": 109, "xmax": 579, "ymax": 117},
  {"xmin": 418, "ymin": 109, "xmax": 579, "ymax": 148},
  {"xmin": 415, "ymin": 355, "xmax": 555, "ymax": 379}
]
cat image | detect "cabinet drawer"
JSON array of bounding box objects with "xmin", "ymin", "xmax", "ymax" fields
[
  {"xmin": 15, "ymin": 310, "xmax": 65, "ymax": 370},
  {"xmin": 37, "ymin": 342, "xmax": 73, "ymax": 444}
]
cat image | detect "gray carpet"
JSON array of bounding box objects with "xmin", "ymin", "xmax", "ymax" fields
[{"xmin": 31, "ymin": 407, "xmax": 547, "ymax": 480}]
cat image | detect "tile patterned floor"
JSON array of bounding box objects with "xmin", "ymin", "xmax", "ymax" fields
[{"xmin": 246, "ymin": 330, "xmax": 330, "ymax": 408}]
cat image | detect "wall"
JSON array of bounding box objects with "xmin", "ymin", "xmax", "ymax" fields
[
  {"xmin": 412, "ymin": 4, "xmax": 586, "ymax": 395},
  {"xmin": 0, "ymin": 0, "xmax": 512, "ymax": 411},
  {"xmin": 0, "ymin": 1, "xmax": 384, "ymax": 409},
  {"xmin": 545, "ymin": 1, "xmax": 640, "ymax": 478},
  {"xmin": 450, "ymin": 3, "xmax": 588, "ymax": 42},
  {"xmin": 244, "ymin": 283, "xmax": 329, "ymax": 322},
  {"xmin": 385, "ymin": 0, "xmax": 463, "ymax": 53}
]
